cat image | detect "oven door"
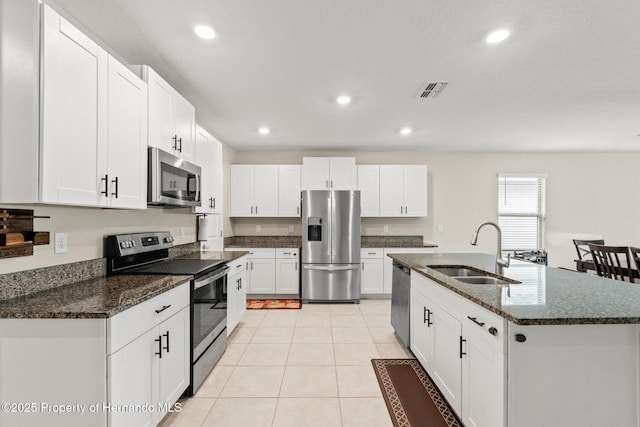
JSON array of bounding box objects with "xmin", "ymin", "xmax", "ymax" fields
[
  {"xmin": 192, "ymin": 266, "xmax": 229, "ymax": 361},
  {"xmin": 148, "ymin": 147, "xmax": 201, "ymax": 207}
]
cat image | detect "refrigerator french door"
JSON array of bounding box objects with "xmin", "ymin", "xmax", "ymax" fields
[{"xmin": 301, "ymin": 190, "xmax": 361, "ymax": 302}]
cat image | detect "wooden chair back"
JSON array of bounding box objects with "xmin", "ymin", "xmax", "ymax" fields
[
  {"xmin": 573, "ymin": 239, "xmax": 604, "ymax": 261},
  {"xmin": 630, "ymin": 247, "xmax": 640, "ymax": 274},
  {"xmin": 588, "ymin": 244, "xmax": 635, "ymax": 283}
]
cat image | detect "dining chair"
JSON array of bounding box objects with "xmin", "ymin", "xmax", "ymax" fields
[
  {"xmin": 573, "ymin": 239, "xmax": 604, "ymax": 273},
  {"xmin": 630, "ymin": 247, "xmax": 640, "ymax": 273},
  {"xmin": 588, "ymin": 243, "xmax": 635, "ymax": 283}
]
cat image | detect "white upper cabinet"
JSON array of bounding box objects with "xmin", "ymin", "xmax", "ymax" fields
[
  {"xmin": 379, "ymin": 165, "xmax": 427, "ymax": 217},
  {"xmin": 194, "ymin": 125, "xmax": 223, "ymax": 214},
  {"xmin": 144, "ymin": 66, "xmax": 195, "ymax": 163},
  {"xmin": 357, "ymin": 165, "xmax": 380, "ymax": 217},
  {"xmin": 229, "ymin": 165, "xmax": 279, "ymax": 217},
  {"xmin": 301, "ymin": 157, "xmax": 357, "ymax": 190},
  {"xmin": 40, "ymin": 5, "xmax": 107, "ymax": 207},
  {"xmin": 40, "ymin": 5, "xmax": 147, "ymax": 209},
  {"xmin": 278, "ymin": 165, "xmax": 301, "ymax": 217},
  {"xmin": 104, "ymin": 56, "xmax": 148, "ymax": 209}
]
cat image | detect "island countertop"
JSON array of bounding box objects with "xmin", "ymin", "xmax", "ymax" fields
[{"xmin": 389, "ymin": 252, "xmax": 640, "ymax": 325}]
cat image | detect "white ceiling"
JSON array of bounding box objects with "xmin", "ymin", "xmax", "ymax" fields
[{"xmin": 53, "ymin": 0, "xmax": 640, "ymax": 152}]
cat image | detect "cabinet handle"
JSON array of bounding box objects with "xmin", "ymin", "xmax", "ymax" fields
[
  {"xmin": 111, "ymin": 176, "xmax": 119, "ymax": 198},
  {"xmin": 162, "ymin": 331, "xmax": 170, "ymax": 353},
  {"xmin": 239, "ymin": 277, "xmax": 242, "ymax": 290},
  {"xmin": 515, "ymin": 333, "xmax": 527, "ymax": 343},
  {"xmin": 155, "ymin": 304, "xmax": 171, "ymax": 314},
  {"xmin": 255, "ymin": 206, "xmax": 258, "ymax": 214},
  {"xmin": 488, "ymin": 327, "xmax": 498, "ymax": 336},
  {"xmin": 209, "ymin": 197, "xmax": 214, "ymax": 209},
  {"xmin": 424, "ymin": 307, "xmax": 433, "ymax": 326},
  {"xmin": 246, "ymin": 262, "xmax": 249, "ymax": 269},
  {"xmin": 295, "ymin": 261, "xmax": 297, "ymax": 270},
  {"xmin": 172, "ymin": 135, "xmax": 179, "ymax": 151},
  {"xmin": 178, "ymin": 137, "xmax": 183, "ymax": 152},
  {"xmin": 283, "ymin": 252, "xmax": 292, "ymax": 255},
  {"xmin": 368, "ymin": 252, "xmax": 376, "ymax": 255},
  {"xmin": 330, "ymin": 180, "xmax": 333, "ymax": 188},
  {"xmin": 213, "ymin": 198, "xmax": 216, "ymax": 209},
  {"xmin": 400, "ymin": 206, "xmax": 403, "ymax": 214},
  {"xmin": 236, "ymin": 264, "xmax": 242, "ymax": 268},
  {"xmin": 326, "ymin": 180, "xmax": 329, "ymax": 188},
  {"xmin": 297, "ymin": 206, "xmax": 299, "ymax": 215},
  {"xmin": 467, "ymin": 316, "xmax": 485, "ymax": 328},
  {"xmin": 459, "ymin": 336, "xmax": 466, "ymax": 358},
  {"xmin": 155, "ymin": 336, "xmax": 162, "ymax": 358},
  {"xmin": 101, "ymin": 174, "xmax": 109, "ymax": 196},
  {"xmin": 251, "ymin": 206, "xmax": 254, "ymax": 214},
  {"xmin": 251, "ymin": 261, "xmax": 254, "ymax": 270}
]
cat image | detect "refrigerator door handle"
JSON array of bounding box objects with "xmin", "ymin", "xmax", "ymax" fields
[{"xmin": 302, "ymin": 265, "xmax": 359, "ymax": 271}]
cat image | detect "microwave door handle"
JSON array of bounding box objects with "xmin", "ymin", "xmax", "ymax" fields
[{"xmin": 195, "ymin": 173, "xmax": 201, "ymax": 203}]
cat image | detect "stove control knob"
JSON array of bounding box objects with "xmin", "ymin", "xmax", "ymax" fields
[
  {"xmin": 120, "ymin": 242, "xmax": 127, "ymax": 249},
  {"xmin": 131, "ymin": 241, "xmax": 136, "ymax": 247},
  {"xmin": 164, "ymin": 236, "xmax": 173, "ymax": 243}
]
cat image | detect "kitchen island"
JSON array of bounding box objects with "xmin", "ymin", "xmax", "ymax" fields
[{"xmin": 389, "ymin": 252, "xmax": 640, "ymax": 427}]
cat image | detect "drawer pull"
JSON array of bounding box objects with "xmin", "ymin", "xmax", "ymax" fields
[
  {"xmin": 515, "ymin": 333, "xmax": 527, "ymax": 343},
  {"xmin": 155, "ymin": 304, "xmax": 171, "ymax": 314},
  {"xmin": 283, "ymin": 252, "xmax": 292, "ymax": 255},
  {"xmin": 467, "ymin": 316, "xmax": 485, "ymax": 328},
  {"xmin": 236, "ymin": 264, "xmax": 242, "ymax": 268},
  {"xmin": 368, "ymin": 252, "xmax": 377, "ymax": 255},
  {"xmin": 488, "ymin": 327, "xmax": 498, "ymax": 336}
]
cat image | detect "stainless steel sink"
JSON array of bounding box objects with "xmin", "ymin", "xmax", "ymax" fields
[
  {"xmin": 429, "ymin": 267, "xmax": 486, "ymax": 277},
  {"xmin": 454, "ymin": 276, "xmax": 513, "ymax": 285}
]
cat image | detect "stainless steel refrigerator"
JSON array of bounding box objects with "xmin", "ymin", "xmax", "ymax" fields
[{"xmin": 301, "ymin": 190, "xmax": 361, "ymax": 303}]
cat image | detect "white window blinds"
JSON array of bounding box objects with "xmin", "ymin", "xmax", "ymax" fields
[{"xmin": 497, "ymin": 175, "xmax": 546, "ymax": 251}]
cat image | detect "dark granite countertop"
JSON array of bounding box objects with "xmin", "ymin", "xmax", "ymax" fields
[
  {"xmin": 0, "ymin": 274, "xmax": 190, "ymax": 319},
  {"xmin": 224, "ymin": 235, "xmax": 436, "ymax": 249},
  {"xmin": 389, "ymin": 252, "xmax": 640, "ymax": 326}
]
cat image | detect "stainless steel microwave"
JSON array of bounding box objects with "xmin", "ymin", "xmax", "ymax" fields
[{"xmin": 148, "ymin": 147, "xmax": 201, "ymax": 207}]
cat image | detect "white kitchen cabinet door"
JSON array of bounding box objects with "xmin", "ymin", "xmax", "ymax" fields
[
  {"xmin": 357, "ymin": 165, "xmax": 380, "ymax": 217},
  {"xmin": 431, "ymin": 303, "xmax": 462, "ymax": 415},
  {"xmin": 253, "ymin": 165, "xmax": 279, "ymax": 217},
  {"xmin": 328, "ymin": 157, "xmax": 357, "ymax": 190},
  {"xmin": 461, "ymin": 326, "xmax": 506, "ymax": 427},
  {"xmin": 108, "ymin": 330, "xmax": 155, "ymax": 427},
  {"xmin": 361, "ymin": 258, "xmax": 384, "ymax": 294},
  {"xmin": 410, "ymin": 287, "xmax": 434, "ymax": 370},
  {"xmin": 40, "ymin": 5, "xmax": 107, "ymax": 207},
  {"xmin": 403, "ymin": 165, "xmax": 427, "ymax": 216},
  {"xmin": 248, "ymin": 258, "xmax": 276, "ymax": 293},
  {"xmin": 194, "ymin": 126, "xmax": 223, "ymax": 214},
  {"xmin": 105, "ymin": 56, "xmax": 147, "ymax": 209},
  {"xmin": 229, "ymin": 165, "xmax": 254, "ymax": 216},
  {"xmin": 155, "ymin": 308, "xmax": 190, "ymax": 422},
  {"xmin": 276, "ymin": 257, "xmax": 299, "ymax": 294},
  {"xmin": 302, "ymin": 157, "xmax": 330, "ymax": 190},
  {"xmin": 172, "ymin": 92, "xmax": 195, "ymax": 163},
  {"xmin": 379, "ymin": 165, "xmax": 404, "ymax": 216},
  {"xmin": 236, "ymin": 264, "xmax": 247, "ymax": 324},
  {"xmin": 146, "ymin": 67, "xmax": 174, "ymax": 154},
  {"xmin": 279, "ymin": 165, "xmax": 301, "ymax": 217}
]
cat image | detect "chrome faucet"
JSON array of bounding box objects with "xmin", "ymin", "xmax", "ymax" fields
[{"xmin": 470, "ymin": 221, "xmax": 511, "ymax": 275}]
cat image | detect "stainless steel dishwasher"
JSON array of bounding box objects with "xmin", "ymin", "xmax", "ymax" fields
[{"xmin": 390, "ymin": 261, "xmax": 411, "ymax": 347}]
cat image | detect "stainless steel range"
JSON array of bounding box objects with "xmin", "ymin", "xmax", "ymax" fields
[{"xmin": 106, "ymin": 231, "xmax": 229, "ymax": 396}]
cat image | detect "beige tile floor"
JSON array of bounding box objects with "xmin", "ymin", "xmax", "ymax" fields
[{"xmin": 159, "ymin": 299, "xmax": 414, "ymax": 427}]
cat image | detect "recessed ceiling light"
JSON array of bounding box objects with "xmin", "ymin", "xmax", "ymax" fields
[
  {"xmin": 400, "ymin": 127, "xmax": 413, "ymax": 135},
  {"xmin": 194, "ymin": 25, "xmax": 216, "ymax": 40},
  {"xmin": 258, "ymin": 127, "xmax": 270, "ymax": 135},
  {"xmin": 486, "ymin": 29, "xmax": 510, "ymax": 44},
  {"xmin": 336, "ymin": 95, "xmax": 352, "ymax": 105}
]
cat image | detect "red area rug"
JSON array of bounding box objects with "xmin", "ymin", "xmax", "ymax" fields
[{"xmin": 246, "ymin": 299, "xmax": 302, "ymax": 309}]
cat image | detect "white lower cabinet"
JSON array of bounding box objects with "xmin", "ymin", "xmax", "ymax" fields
[
  {"xmin": 0, "ymin": 282, "xmax": 189, "ymax": 427},
  {"xmin": 227, "ymin": 256, "xmax": 247, "ymax": 335},
  {"xmin": 232, "ymin": 248, "xmax": 300, "ymax": 296},
  {"xmin": 361, "ymin": 248, "xmax": 384, "ymax": 294},
  {"xmin": 410, "ymin": 287, "xmax": 434, "ymax": 369},
  {"xmin": 430, "ymin": 302, "xmax": 462, "ymax": 414}
]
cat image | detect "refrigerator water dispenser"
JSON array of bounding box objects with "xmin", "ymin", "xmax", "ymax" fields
[{"xmin": 307, "ymin": 217, "xmax": 322, "ymax": 241}]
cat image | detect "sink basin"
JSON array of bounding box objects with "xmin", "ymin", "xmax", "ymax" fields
[
  {"xmin": 428, "ymin": 267, "xmax": 486, "ymax": 277},
  {"xmin": 455, "ymin": 276, "xmax": 513, "ymax": 285}
]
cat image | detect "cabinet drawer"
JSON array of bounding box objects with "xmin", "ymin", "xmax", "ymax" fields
[
  {"xmin": 108, "ymin": 283, "xmax": 190, "ymax": 354},
  {"xmin": 276, "ymin": 248, "xmax": 299, "ymax": 258},
  {"xmin": 361, "ymin": 248, "xmax": 383, "ymax": 258},
  {"xmin": 462, "ymin": 299, "xmax": 506, "ymax": 352},
  {"xmin": 228, "ymin": 257, "xmax": 246, "ymax": 277},
  {"xmin": 233, "ymin": 248, "xmax": 275, "ymax": 258}
]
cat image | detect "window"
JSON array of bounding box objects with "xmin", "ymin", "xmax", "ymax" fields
[{"xmin": 497, "ymin": 174, "xmax": 546, "ymax": 251}]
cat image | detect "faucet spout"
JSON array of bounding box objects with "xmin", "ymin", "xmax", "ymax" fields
[{"xmin": 470, "ymin": 221, "xmax": 511, "ymax": 275}]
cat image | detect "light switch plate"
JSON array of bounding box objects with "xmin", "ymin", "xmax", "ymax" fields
[
  {"xmin": 437, "ymin": 224, "xmax": 444, "ymax": 233},
  {"xmin": 289, "ymin": 225, "xmax": 294, "ymax": 233},
  {"xmin": 54, "ymin": 233, "xmax": 68, "ymax": 254},
  {"xmin": 180, "ymin": 226, "xmax": 186, "ymax": 238},
  {"xmin": 256, "ymin": 225, "xmax": 261, "ymax": 232},
  {"xmin": 383, "ymin": 225, "xmax": 389, "ymax": 233}
]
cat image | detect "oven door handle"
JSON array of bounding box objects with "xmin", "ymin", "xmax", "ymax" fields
[{"xmin": 194, "ymin": 265, "xmax": 230, "ymax": 290}]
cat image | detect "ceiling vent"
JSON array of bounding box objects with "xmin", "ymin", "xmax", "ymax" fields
[{"xmin": 417, "ymin": 82, "xmax": 449, "ymax": 99}]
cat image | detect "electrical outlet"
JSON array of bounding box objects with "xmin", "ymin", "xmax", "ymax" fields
[
  {"xmin": 256, "ymin": 225, "xmax": 261, "ymax": 232},
  {"xmin": 54, "ymin": 233, "xmax": 68, "ymax": 254},
  {"xmin": 437, "ymin": 224, "xmax": 444, "ymax": 233},
  {"xmin": 289, "ymin": 225, "xmax": 294, "ymax": 233},
  {"xmin": 383, "ymin": 225, "xmax": 389, "ymax": 233},
  {"xmin": 180, "ymin": 226, "xmax": 186, "ymax": 238}
]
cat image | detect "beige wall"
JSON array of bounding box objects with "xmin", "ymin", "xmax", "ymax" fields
[{"xmin": 229, "ymin": 151, "xmax": 640, "ymax": 269}]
